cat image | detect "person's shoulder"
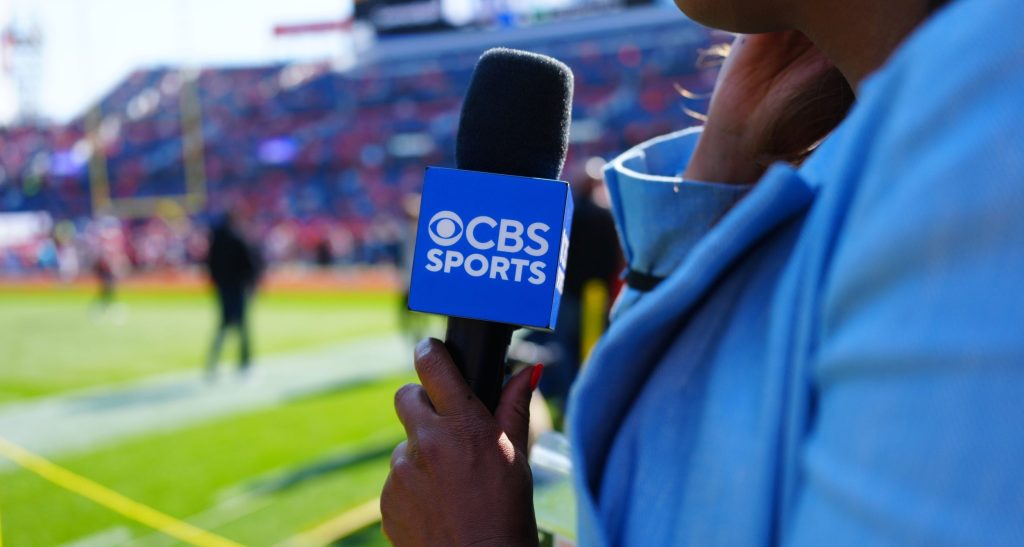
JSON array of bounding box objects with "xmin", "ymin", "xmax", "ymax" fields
[
  {"xmin": 801, "ymin": 0, "xmax": 1024, "ymax": 284},
  {"xmin": 907, "ymin": 0, "xmax": 1022, "ymax": 54},
  {"xmin": 800, "ymin": 0, "xmax": 1024, "ymax": 185},
  {"xmin": 843, "ymin": 0, "xmax": 1024, "ymax": 183},
  {"xmin": 862, "ymin": 0, "xmax": 1024, "ymax": 111}
]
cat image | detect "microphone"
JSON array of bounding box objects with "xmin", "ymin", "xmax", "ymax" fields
[
  {"xmin": 408, "ymin": 48, "xmax": 574, "ymax": 413},
  {"xmin": 456, "ymin": 48, "xmax": 573, "ymax": 182}
]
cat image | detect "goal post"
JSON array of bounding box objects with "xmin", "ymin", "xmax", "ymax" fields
[{"xmin": 87, "ymin": 69, "xmax": 207, "ymax": 220}]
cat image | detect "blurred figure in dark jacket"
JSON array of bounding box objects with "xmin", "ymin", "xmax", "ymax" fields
[
  {"xmin": 516, "ymin": 173, "xmax": 622, "ymax": 423},
  {"xmin": 205, "ymin": 212, "xmax": 261, "ymax": 378}
]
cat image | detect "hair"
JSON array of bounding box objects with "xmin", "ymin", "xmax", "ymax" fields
[
  {"xmin": 685, "ymin": 0, "xmax": 953, "ymax": 166},
  {"xmin": 684, "ymin": 44, "xmax": 855, "ymax": 167},
  {"xmin": 763, "ymin": 66, "xmax": 855, "ymax": 165}
]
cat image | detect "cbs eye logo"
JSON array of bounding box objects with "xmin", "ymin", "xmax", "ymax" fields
[{"xmin": 428, "ymin": 211, "xmax": 464, "ymax": 246}]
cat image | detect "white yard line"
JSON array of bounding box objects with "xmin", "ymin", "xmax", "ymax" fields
[{"xmin": 0, "ymin": 334, "xmax": 410, "ymax": 469}]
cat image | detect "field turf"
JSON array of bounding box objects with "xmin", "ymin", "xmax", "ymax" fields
[
  {"xmin": 0, "ymin": 287, "xmax": 399, "ymax": 403},
  {"xmin": 0, "ymin": 286, "xmax": 421, "ymax": 546}
]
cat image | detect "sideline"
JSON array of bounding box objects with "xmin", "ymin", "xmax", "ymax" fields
[
  {"xmin": 277, "ymin": 497, "xmax": 382, "ymax": 547},
  {"xmin": 0, "ymin": 436, "xmax": 241, "ymax": 547},
  {"xmin": 0, "ymin": 333, "xmax": 409, "ymax": 469},
  {"xmin": 0, "ymin": 267, "xmax": 399, "ymax": 295}
]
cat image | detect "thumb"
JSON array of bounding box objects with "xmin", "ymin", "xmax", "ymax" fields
[{"xmin": 495, "ymin": 364, "xmax": 542, "ymax": 452}]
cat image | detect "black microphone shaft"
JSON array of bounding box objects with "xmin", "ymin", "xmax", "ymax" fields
[{"xmin": 444, "ymin": 318, "xmax": 515, "ymax": 413}]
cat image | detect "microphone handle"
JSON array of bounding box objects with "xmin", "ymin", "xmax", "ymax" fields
[{"xmin": 444, "ymin": 317, "xmax": 515, "ymax": 414}]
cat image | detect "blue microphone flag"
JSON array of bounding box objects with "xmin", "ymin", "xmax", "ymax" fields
[{"xmin": 409, "ymin": 167, "xmax": 574, "ymax": 330}]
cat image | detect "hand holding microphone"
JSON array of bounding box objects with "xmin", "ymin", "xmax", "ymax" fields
[
  {"xmin": 382, "ymin": 48, "xmax": 573, "ymax": 546},
  {"xmin": 382, "ymin": 340, "xmax": 541, "ymax": 547}
]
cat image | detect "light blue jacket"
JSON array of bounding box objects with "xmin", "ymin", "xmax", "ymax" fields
[{"xmin": 567, "ymin": 0, "xmax": 1024, "ymax": 544}]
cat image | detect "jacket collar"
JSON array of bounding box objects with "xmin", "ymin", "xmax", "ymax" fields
[
  {"xmin": 604, "ymin": 127, "xmax": 752, "ymax": 280},
  {"xmin": 569, "ymin": 157, "xmax": 817, "ymax": 545}
]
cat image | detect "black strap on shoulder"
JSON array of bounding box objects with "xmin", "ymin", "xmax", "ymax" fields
[{"xmin": 624, "ymin": 269, "xmax": 665, "ymax": 292}]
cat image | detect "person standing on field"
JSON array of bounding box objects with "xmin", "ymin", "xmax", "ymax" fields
[{"xmin": 205, "ymin": 211, "xmax": 261, "ymax": 379}]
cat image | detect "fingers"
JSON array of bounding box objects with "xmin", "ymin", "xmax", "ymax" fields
[
  {"xmin": 380, "ymin": 458, "xmax": 403, "ymax": 546},
  {"xmin": 414, "ymin": 338, "xmax": 478, "ymax": 416},
  {"xmin": 495, "ymin": 364, "xmax": 540, "ymax": 452},
  {"xmin": 394, "ymin": 382, "xmax": 435, "ymax": 436},
  {"xmin": 391, "ymin": 440, "xmax": 407, "ymax": 467}
]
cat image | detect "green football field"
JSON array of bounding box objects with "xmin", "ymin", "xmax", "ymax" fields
[{"xmin": 0, "ymin": 285, "xmax": 431, "ymax": 546}]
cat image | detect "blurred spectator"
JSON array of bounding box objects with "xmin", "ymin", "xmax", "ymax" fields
[
  {"xmin": 93, "ymin": 251, "xmax": 116, "ymax": 309},
  {"xmin": 314, "ymin": 238, "xmax": 333, "ymax": 267},
  {"xmin": 397, "ymin": 193, "xmax": 427, "ymax": 344},
  {"xmin": 87, "ymin": 216, "xmax": 129, "ymax": 310},
  {"xmin": 522, "ymin": 172, "xmax": 621, "ymax": 421},
  {"xmin": 205, "ymin": 211, "xmax": 262, "ymax": 378}
]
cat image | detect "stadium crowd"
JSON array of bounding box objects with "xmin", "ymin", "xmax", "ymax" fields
[{"xmin": 0, "ymin": 16, "xmax": 718, "ymax": 277}]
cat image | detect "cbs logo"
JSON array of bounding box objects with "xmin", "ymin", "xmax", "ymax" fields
[
  {"xmin": 423, "ymin": 210, "xmax": 552, "ymax": 285},
  {"xmin": 426, "ymin": 210, "xmax": 549, "ymax": 255},
  {"xmin": 427, "ymin": 211, "xmax": 464, "ymax": 247}
]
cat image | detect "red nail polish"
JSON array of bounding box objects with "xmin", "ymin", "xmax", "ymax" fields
[{"xmin": 530, "ymin": 364, "xmax": 544, "ymax": 391}]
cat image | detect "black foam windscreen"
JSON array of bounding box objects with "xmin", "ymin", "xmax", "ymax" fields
[{"xmin": 456, "ymin": 48, "xmax": 574, "ymax": 181}]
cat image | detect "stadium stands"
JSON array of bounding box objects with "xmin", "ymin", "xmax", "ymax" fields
[{"xmin": 0, "ymin": 7, "xmax": 720, "ymax": 274}]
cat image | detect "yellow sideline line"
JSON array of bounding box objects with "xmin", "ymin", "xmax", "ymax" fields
[
  {"xmin": 0, "ymin": 436, "xmax": 242, "ymax": 547},
  {"xmin": 278, "ymin": 497, "xmax": 382, "ymax": 547}
]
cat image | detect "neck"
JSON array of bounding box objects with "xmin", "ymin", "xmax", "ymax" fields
[{"xmin": 794, "ymin": 0, "xmax": 931, "ymax": 89}]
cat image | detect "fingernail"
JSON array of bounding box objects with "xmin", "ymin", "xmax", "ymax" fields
[{"xmin": 530, "ymin": 364, "xmax": 544, "ymax": 391}]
